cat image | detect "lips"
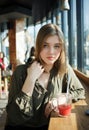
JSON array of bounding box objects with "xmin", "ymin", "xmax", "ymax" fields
[{"xmin": 47, "ymin": 57, "xmax": 54, "ymax": 60}]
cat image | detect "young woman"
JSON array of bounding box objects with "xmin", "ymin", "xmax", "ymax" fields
[
  {"xmin": 0, "ymin": 52, "xmax": 5, "ymax": 70},
  {"xmin": 4, "ymin": 23, "xmax": 85, "ymax": 130}
]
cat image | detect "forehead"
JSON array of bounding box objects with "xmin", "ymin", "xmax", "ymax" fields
[{"xmin": 44, "ymin": 35, "xmax": 60, "ymax": 44}]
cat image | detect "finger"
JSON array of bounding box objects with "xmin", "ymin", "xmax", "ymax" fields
[
  {"xmin": 51, "ymin": 98, "xmax": 57, "ymax": 109},
  {"xmin": 36, "ymin": 62, "xmax": 44, "ymax": 68},
  {"xmin": 45, "ymin": 104, "xmax": 53, "ymax": 118}
]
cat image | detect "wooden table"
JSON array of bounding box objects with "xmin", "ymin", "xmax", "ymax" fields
[{"xmin": 48, "ymin": 84, "xmax": 89, "ymax": 130}]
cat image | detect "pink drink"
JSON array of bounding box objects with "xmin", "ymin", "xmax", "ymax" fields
[
  {"xmin": 58, "ymin": 104, "xmax": 71, "ymax": 116},
  {"xmin": 56, "ymin": 93, "xmax": 72, "ymax": 116}
]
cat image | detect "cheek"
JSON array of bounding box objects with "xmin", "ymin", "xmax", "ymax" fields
[
  {"xmin": 40, "ymin": 51, "xmax": 45, "ymax": 58},
  {"xmin": 58, "ymin": 48, "xmax": 62, "ymax": 55},
  {"xmin": 56, "ymin": 50, "xmax": 61, "ymax": 56},
  {"xmin": 55, "ymin": 51, "xmax": 61, "ymax": 60}
]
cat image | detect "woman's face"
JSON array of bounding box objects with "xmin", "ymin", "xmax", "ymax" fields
[{"xmin": 40, "ymin": 35, "xmax": 62, "ymax": 66}]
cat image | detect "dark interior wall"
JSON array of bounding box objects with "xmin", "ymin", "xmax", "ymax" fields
[
  {"xmin": 0, "ymin": 0, "xmax": 59, "ymax": 24},
  {"xmin": 32, "ymin": 0, "xmax": 59, "ymax": 23}
]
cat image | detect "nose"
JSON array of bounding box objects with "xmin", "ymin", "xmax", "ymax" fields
[{"xmin": 49, "ymin": 47, "xmax": 54, "ymax": 54}]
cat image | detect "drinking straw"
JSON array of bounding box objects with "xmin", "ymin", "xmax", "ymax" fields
[
  {"xmin": 66, "ymin": 71, "xmax": 70, "ymax": 102},
  {"xmin": 67, "ymin": 70, "xmax": 71, "ymax": 94}
]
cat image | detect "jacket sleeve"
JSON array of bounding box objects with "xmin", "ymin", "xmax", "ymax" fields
[
  {"xmin": 68, "ymin": 65, "xmax": 85, "ymax": 102},
  {"xmin": 6, "ymin": 65, "xmax": 34, "ymax": 124}
]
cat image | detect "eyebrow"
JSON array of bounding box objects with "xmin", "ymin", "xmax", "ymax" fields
[{"xmin": 44, "ymin": 42, "xmax": 62, "ymax": 45}]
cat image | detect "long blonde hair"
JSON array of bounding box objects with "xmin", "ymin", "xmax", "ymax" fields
[{"xmin": 35, "ymin": 23, "xmax": 67, "ymax": 75}]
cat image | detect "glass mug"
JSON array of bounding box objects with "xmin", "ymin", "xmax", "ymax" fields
[{"xmin": 51, "ymin": 93, "xmax": 72, "ymax": 117}]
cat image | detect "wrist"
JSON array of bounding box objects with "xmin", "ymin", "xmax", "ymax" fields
[{"xmin": 22, "ymin": 77, "xmax": 35, "ymax": 96}]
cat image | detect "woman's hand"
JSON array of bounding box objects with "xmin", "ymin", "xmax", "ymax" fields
[
  {"xmin": 45, "ymin": 99, "xmax": 59, "ymax": 118},
  {"xmin": 22, "ymin": 61, "xmax": 44, "ymax": 96},
  {"xmin": 27, "ymin": 61, "xmax": 44, "ymax": 82},
  {"xmin": 44, "ymin": 101, "xmax": 53, "ymax": 118},
  {"xmin": 50, "ymin": 110, "xmax": 59, "ymax": 117}
]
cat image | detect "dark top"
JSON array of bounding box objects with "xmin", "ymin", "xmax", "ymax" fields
[{"xmin": 5, "ymin": 64, "xmax": 85, "ymax": 127}]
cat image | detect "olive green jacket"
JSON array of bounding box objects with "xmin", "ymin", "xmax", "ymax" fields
[{"xmin": 5, "ymin": 64, "xmax": 85, "ymax": 127}]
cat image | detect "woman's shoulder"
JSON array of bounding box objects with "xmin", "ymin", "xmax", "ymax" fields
[
  {"xmin": 16, "ymin": 64, "xmax": 27, "ymax": 70},
  {"xmin": 13, "ymin": 64, "xmax": 27, "ymax": 76},
  {"xmin": 66, "ymin": 63, "xmax": 76, "ymax": 76},
  {"xmin": 67, "ymin": 63, "xmax": 74, "ymax": 71}
]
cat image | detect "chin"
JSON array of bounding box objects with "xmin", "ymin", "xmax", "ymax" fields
[{"xmin": 46, "ymin": 62, "xmax": 55, "ymax": 65}]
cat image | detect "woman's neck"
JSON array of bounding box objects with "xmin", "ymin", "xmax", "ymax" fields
[{"xmin": 44, "ymin": 64, "xmax": 53, "ymax": 73}]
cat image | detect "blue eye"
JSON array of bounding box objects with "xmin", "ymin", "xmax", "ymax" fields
[{"xmin": 54, "ymin": 45, "xmax": 60, "ymax": 48}]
